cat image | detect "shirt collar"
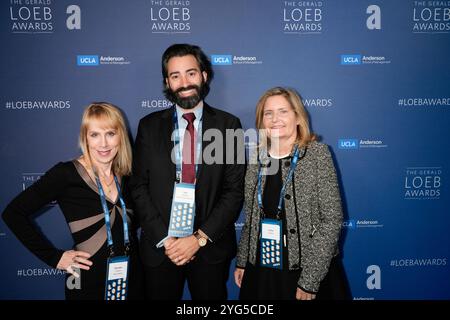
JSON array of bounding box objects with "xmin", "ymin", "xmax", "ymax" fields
[{"xmin": 175, "ymin": 101, "xmax": 204, "ymax": 124}]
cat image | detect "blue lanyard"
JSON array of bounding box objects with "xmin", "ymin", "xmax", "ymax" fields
[
  {"xmin": 257, "ymin": 146, "xmax": 300, "ymax": 219},
  {"xmin": 95, "ymin": 175, "xmax": 130, "ymax": 256},
  {"xmin": 172, "ymin": 110, "xmax": 203, "ymax": 183}
]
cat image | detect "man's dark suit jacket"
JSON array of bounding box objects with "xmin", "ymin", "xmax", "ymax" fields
[{"xmin": 131, "ymin": 103, "xmax": 245, "ymax": 267}]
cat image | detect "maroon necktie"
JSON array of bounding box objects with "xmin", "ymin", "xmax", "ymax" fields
[{"xmin": 182, "ymin": 112, "xmax": 196, "ymax": 183}]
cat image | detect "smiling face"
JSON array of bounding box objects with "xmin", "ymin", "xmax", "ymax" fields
[
  {"xmin": 165, "ymin": 54, "xmax": 208, "ymax": 110},
  {"xmin": 86, "ymin": 118, "xmax": 120, "ymax": 166},
  {"xmin": 262, "ymin": 94, "xmax": 300, "ymax": 142}
]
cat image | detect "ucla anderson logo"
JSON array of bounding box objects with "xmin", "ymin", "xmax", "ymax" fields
[
  {"xmin": 341, "ymin": 55, "xmax": 361, "ymax": 65},
  {"xmin": 77, "ymin": 55, "xmax": 99, "ymax": 66},
  {"xmin": 211, "ymin": 55, "xmax": 232, "ymax": 65}
]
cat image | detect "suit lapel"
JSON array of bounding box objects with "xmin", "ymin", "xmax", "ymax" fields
[{"xmin": 196, "ymin": 103, "xmax": 216, "ymax": 183}]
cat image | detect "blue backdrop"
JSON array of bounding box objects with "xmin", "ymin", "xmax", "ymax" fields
[{"xmin": 1, "ymin": 0, "xmax": 449, "ymax": 300}]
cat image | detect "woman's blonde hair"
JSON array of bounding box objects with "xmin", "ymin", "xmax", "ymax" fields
[
  {"xmin": 79, "ymin": 102, "xmax": 132, "ymax": 176},
  {"xmin": 255, "ymin": 87, "xmax": 316, "ymax": 148}
]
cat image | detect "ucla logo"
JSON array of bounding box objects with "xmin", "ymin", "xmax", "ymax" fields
[
  {"xmin": 342, "ymin": 220, "xmax": 356, "ymax": 229},
  {"xmin": 338, "ymin": 139, "xmax": 359, "ymax": 149},
  {"xmin": 341, "ymin": 55, "xmax": 361, "ymax": 65},
  {"xmin": 211, "ymin": 55, "xmax": 232, "ymax": 65},
  {"xmin": 77, "ymin": 55, "xmax": 99, "ymax": 66}
]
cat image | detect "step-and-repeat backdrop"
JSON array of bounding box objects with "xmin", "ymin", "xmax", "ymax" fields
[{"xmin": 1, "ymin": 0, "xmax": 449, "ymax": 299}]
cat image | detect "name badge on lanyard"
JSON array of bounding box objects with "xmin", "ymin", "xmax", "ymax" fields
[
  {"xmin": 168, "ymin": 182, "xmax": 195, "ymax": 237},
  {"xmin": 94, "ymin": 174, "xmax": 130, "ymax": 300},
  {"xmin": 167, "ymin": 110, "xmax": 202, "ymax": 238},
  {"xmin": 260, "ymin": 218, "xmax": 283, "ymax": 269},
  {"xmin": 257, "ymin": 146, "xmax": 301, "ymax": 270},
  {"xmin": 105, "ymin": 256, "xmax": 129, "ymax": 300}
]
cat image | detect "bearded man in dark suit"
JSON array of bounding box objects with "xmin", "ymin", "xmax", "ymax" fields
[{"xmin": 131, "ymin": 43, "xmax": 245, "ymax": 300}]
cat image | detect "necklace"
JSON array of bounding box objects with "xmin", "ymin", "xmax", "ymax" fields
[
  {"xmin": 100, "ymin": 175, "xmax": 114, "ymax": 194},
  {"xmin": 79, "ymin": 158, "xmax": 115, "ymax": 194}
]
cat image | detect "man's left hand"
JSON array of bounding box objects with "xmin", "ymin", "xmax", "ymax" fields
[{"xmin": 165, "ymin": 235, "xmax": 199, "ymax": 266}]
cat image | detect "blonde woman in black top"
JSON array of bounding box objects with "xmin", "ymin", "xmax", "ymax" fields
[{"xmin": 2, "ymin": 103, "xmax": 142, "ymax": 300}]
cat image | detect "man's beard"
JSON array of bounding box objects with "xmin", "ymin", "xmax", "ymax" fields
[{"xmin": 164, "ymin": 81, "xmax": 209, "ymax": 110}]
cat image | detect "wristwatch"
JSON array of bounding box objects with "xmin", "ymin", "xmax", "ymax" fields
[{"xmin": 194, "ymin": 231, "xmax": 207, "ymax": 247}]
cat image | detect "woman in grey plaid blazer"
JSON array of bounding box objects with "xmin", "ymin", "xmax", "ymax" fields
[{"xmin": 234, "ymin": 87, "xmax": 350, "ymax": 300}]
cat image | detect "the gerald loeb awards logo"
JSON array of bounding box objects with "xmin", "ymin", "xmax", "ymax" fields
[
  {"xmin": 283, "ymin": 0, "xmax": 323, "ymax": 34},
  {"xmin": 413, "ymin": 1, "xmax": 450, "ymax": 33},
  {"xmin": 404, "ymin": 166, "xmax": 441, "ymax": 200},
  {"xmin": 150, "ymin": 0, "xmax": 191, "ymax": 33}
]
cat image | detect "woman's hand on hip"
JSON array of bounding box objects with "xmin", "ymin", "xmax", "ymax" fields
[{"xmin": 56, "ymin": 250, "xmax": 92, "ymax": 278}]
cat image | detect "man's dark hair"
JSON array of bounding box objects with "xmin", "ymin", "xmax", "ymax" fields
[{"xmin": 161, "ymin": 43, "xmax": 214, "ymax": 97}]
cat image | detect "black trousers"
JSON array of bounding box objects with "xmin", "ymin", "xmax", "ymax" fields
[{"xmin": 143, "ymin": 256, "xmax": 231, "ymax": 300}]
